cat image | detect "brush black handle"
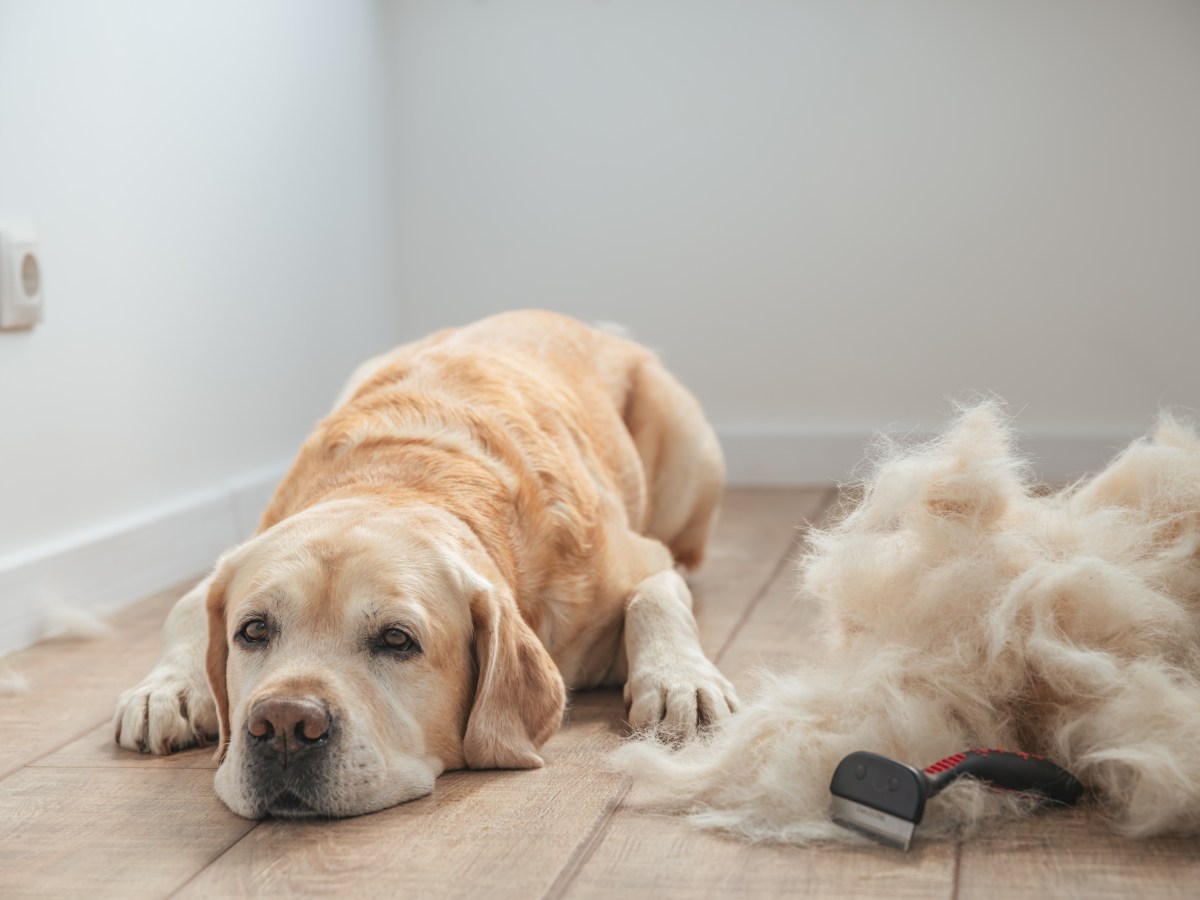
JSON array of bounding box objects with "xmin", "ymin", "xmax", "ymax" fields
[{"xmin": 922, "ymin": 749, "xmax": 1083, "ymax": 805}]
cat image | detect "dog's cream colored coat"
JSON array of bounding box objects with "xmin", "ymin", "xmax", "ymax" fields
[
  {"xmin": 620, "ymin": 403, "xmax": 1200, "ymax": 841},
  {"xmin": 114, "ymin": 311, "xmax": 735, "ymax": 818}
]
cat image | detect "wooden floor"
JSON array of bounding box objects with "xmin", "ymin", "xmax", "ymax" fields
[{"xmin": 2, "ymin": 488, "xmax": 1198, "ymax": 899}]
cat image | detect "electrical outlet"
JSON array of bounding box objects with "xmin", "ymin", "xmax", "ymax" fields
[{"xmin": 0, "ymin": 226, "xmax": 44, "ymax": 331}]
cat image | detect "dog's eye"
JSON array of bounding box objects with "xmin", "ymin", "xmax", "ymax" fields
[
  {"xmin": 237, "ymin": 618, "xmax": 270, "ymax": 645},
  {"xmin": 379, "ymin": 627, "xmax": 419, "ymax": 654}
]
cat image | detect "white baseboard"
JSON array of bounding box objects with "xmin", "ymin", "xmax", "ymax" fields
[
  {"xmin": 717, "ymin": 424, "xmax": 1139, "ymax": 487},
  {"xmin": 0, "ymin": 463, "xmax": 288, "ymax": 658}
]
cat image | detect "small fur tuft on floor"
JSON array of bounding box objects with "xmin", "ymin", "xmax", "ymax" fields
[
  {"xmin": 0, "ymin": 667, "xmax": 32, "ymax": 695},
  {"xmin": 41, "ymin": 599, "xmax": 115, "ymax": 641},
  {"xmin": 616, "ymin": 402, "xmax": 1200, "ymax": 841}
]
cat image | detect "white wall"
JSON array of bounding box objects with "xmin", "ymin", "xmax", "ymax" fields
[
  {"xmin": 2, "ymin": 1, "xmax": 1199, "ymax": 652},
  {"xmin": 0, "ymin": 1, "xmax": 400, "ymax": 650},
  {"xmin": 385, "ymin": 0, "xmax": 1200, "ymax": 482}
]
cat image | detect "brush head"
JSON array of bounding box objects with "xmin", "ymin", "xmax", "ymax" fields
[
  {"xmin": 829, "ymin": 751, "xmax": 928, "ymax": 851},
  {"xmin": 829, "ymin": 794, "xmax": 918, "ymax": 851}
]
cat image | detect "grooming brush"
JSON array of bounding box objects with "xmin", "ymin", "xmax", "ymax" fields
[{"xmin": 829, "ymin": 749, "xmax": 1084, "ymax": 851}]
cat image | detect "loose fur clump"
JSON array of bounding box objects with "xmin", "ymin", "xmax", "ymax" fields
[
  {"xmin": 616, "ymin": 402, "xmax": 1200, "ymax": 842},
  {"xmin": 0, "ymin": 667, "xmax": 32, "ymax": 695},
  {"xmin": 42, "ymin": 599, "xmax": 115, "ymax": 641}
]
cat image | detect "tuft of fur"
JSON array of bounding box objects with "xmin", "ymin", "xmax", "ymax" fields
[
  {"xmin": 41, "ymin": 599, "xmax": 115, "ymax": 641},
  {"xmin": 616, "ymin": 402, "xmax": 1200, "ymax": 841},
  {"xmin": 0, "ymin": 667, "xmax": 32, "ymax": 695}
]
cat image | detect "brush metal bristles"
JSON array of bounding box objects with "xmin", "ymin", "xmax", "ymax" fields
[{"xmin": 829, "ymin": 795, "xmax": 916, "ymax": 851}]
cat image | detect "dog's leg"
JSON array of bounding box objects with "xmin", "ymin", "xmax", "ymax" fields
[
  {"xmin": 623, "ymin": 357, "xmax": 725, "ymax": 569},
  {"xmin": 113, "ymin": 575, "xmax": 217, "ymax": 754},
  {"xmin": 623, "ymin": 568, "xmax": 738, "ymax": 738}
]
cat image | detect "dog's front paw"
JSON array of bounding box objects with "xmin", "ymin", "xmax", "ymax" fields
[
  {"xmin": 113, "ymin": 667, "xmax": 217, "ymax": 755},
  {"xmin": 624, "ymin": 656, "xmax": 739, "ymax": 740}
]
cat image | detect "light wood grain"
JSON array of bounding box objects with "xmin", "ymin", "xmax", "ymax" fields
[
  {"xmin": 555, "ymin": 817, "xmax": 956, "ymax": 900},
  {"xmin": 176, "ymin": 689, "xmax": 629, "ymax": 899},
  {"xmin": 689, "ymin": 488, "xmax": 831, "ymax": 656},
  {"xmin": 0, "ymin": 489, "xmax": 815, "ymax": 899},
  {"xmin": 173, "ymin": 489, "xmax": 825, "ymax": 899},
  {"xmin": 563, "ymin": 490, "xmax": 1200, "ymax": 900},
  {"xmin": 0, "ymin": 579, "xmax": 198, "ymax": 778},
  {"xmin": 32, "ymin": 722, "xmax": 219, "ymax": 770},
  {"xmin": 558, "ymin": 490, "xmax": 952, "ymax": 900},
  {"xmin": 957, "ymin": 809, "xmax": 1200, "ymax": 900},
  {"xmin": 715, "ymin": 556, "xmax": 827, "ymax": 696},
  {"xmin": 4, "ymin": 488, "xmax": 1193, "ymax": 899},
  {"xmin": 0, "ymin": 766, "xmax": 255, "ymax": 900}
]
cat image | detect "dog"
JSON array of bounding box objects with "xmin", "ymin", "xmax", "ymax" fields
[
  {"xmin": 113, "ymin": 310, "xmax": 737, "ymax": 819},
  {"xmin": 618, "ymin": 403, "xmax": 1200, "ymax": 842}
]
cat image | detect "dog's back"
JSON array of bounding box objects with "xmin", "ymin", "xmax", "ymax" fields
[{"xmin": 263, "ymin": 310, "xmax": 722, "ymax": 573}]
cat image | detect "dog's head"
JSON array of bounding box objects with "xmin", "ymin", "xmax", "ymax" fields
[{"xmin": 204, "ymin": 500, "xmax": 565, "ymax": 819}]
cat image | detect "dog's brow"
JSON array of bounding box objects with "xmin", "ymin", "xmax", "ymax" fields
[
  {"xmin": 366, "ymin": 602, "xmax": 430, "ymax": 636},
  {"xmin": 238, "ymin": 588, "xmax": 287, "ymax": 612}
]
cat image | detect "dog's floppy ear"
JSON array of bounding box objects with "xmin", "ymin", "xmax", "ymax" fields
[
  {"xmin": 460, "ymin": 568, "xmax": 566, "ymax": 770},
  {"xmin": 204, "ymin": 560, "xmax": 234, "ymax": 764}
]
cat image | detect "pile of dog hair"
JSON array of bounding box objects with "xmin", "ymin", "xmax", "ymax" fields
[{"xmin": 617, "ymin": 402, "xmax": 1200, "ymax": 842}]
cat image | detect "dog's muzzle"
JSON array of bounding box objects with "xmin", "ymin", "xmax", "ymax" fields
[{"xmin": 245, "ymin": 695, "xmax": 336, "ymax": 817}]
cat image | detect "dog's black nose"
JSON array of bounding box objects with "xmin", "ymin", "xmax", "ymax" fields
[{"xmin": 247, "ymin": 696, "xmax": 331, "ymax": 761}]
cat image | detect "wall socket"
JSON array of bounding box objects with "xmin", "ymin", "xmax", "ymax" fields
[{"xmin": 0, "ymin": 226, "xmax": 45, "ymax": 331}]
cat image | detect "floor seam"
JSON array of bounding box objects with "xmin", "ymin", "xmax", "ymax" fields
[
  {"xmin": 713, "ymin": 487, "xmax": 838, "ymax": 665},
  {"xmin": 951, "ymin": 839, "xmax": 964, "ymax": 900},
  {"xmin": 713, "ymin": 544, "xmax": 792, "ymax": 665},
  {"xmin": 0, "ymin": 716, "xmax": 110, "ymax": 781},
  {"xmin": 164, "ymin": 821, "xmax": 262, "ymax": 899},
  {"xmin": 540, "ymin": 779, "xmax": 632, "ymax": 900},
  {"xmin": 28, "ymin": 763, "xmax": 218, "ymax": 771},
  {"xmin": 539, "ymin": 489, "xmax": 835, "ymax": 899}
]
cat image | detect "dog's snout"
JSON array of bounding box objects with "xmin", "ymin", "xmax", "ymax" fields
[{"xmin": 248, "ymin": 696, "xmax": 331, "ymax": 757}]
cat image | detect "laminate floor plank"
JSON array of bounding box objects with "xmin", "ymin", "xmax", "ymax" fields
[
  {"xmin": 32, "ymin": 723, "xmax": 219, "ymax": 771},
  {"xmin": 0, "ymin": 766, "xmax": 256, "ymax": 900},
  {"xmin": 554, "ymin": 819, "xmax": 956, "ymax": 900},
  {"xmin": 0, "ymin": 490, "xmax": 819, "ymax": 899},
  {"xmin": 174, "ymin": 489, "xmax": 827, "ymax": 899},
  {"xmin": 557, "ymin": 489, "xmax": 961, "ymax": 900},
  {"xmin": 0, "ymin": 580, "xmax": 198, "ymax": 778},
  {"xmin": 956, "ymin": 809, "xmax": 1200, "ymax": 900},
  {"xmin": 688, "ymin": 488, "xmax": 830, "ymax": 656},
  {"xmin": 10, "ymin": 489, "xmax": 1186, "ymax": 898},
  {"xmin": 175, "ymin": 689, "xmax": 627, "ymax": 899}
]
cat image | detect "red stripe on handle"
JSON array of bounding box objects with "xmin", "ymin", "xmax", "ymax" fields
[
  {"xmin": 924, "ymin": 752, "xmax": 966, "ymax": 774},
  {"xmin": 969, "ymin": 748, "xmax": 1045, "ymax": 761},
  {"xmin": 925, "ymin": 748, "xmax": 1047, "ymax": 774}
]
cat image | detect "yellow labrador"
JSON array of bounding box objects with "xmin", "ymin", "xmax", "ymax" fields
[{"xmin": 113, "ymin": 310, "xmax": 735, "ymax": 818}]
